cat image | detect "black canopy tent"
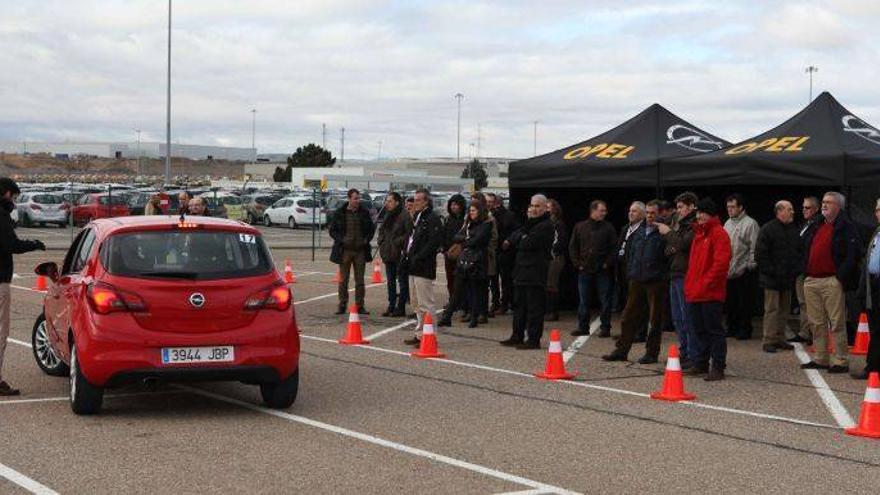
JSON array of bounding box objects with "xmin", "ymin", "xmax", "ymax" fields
[
  {"xmin": 509, "ymin": 103, "xmax": 730, "ymax": 224},
  {"xmin": 661, "ymin": 91, "xmax": 880, "ymax": 186}
]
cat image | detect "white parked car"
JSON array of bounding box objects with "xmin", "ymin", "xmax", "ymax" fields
[
  {"xmin": 15, "ymin": 192, "xmax": 68, "ymax": 227},
  {"xmin": 263, "ymin": 196, "xmax": 326, "ymax": 229}
]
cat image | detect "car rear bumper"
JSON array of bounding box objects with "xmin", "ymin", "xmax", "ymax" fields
[{"xmin": 103, "ymin": 365, "xmax": 281, "ymax": 387}]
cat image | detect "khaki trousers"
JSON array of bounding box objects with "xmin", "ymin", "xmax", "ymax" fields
[
  {"xmin": 803, "ymin": 276, "xmax": 849, "ymax": 366},
  {"xmin": 762, "ymin": 289, "xmax": 791, "ymax": 346},
  {"xmin": 409, "ymin": 276, "xmax": 436, "ymax": 336},
  {"xmin": 794, "ymin": 275, "xmax": 812, "ymax": 339},
  {"xmin": 0, "ymin": 283, "xmax": 10, "ymax": 381}
]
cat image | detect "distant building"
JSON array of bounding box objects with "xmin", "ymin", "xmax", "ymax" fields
[{"xmin": 0, "ymin": 141, "xmax": 256, "ymax": 161}]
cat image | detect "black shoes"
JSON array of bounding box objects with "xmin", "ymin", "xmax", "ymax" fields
[
  {"xmin": 468, "ymin": 321, "xmax": 478, "ymax": 328},
  {"xmin": 500, "ymin": 337, "xmax": 524, "ymax": 347},
  {"xmin": 786, "ymin": 335, "xmax": 811, "ymax": 344},
  {"xmin": 404, "ymin": 337, "xmax": 421, "ymax": 347},
  {"xmin": 382, "ymin": 308, "xmax": 394, "ymax": 317},
  {"xmin": 637, "ymin": 354, "xmax": 658, "ymax": 365},
  {"xmin": 775, "ymin": 342, "xmax": 794, "ymax": 350},
  {"xmin": 762, "ymin": 344, "xmax": 777, "ymax": 354},
  {"xmin": 334, "ymin": 306, "xmax": 346, "ymax": 315},
  {"xmin": 800, "ymin": 361, "xmax": 829, "ymax": 370},
  {"xmin": 685, "ymin": 365, "xmax": 709, "ymax": 375},
  {"xmin": 0, "ymin": 381, "xmax": 20, "ymax": 396},
  {"xmin": 515, "ymin": 341, "xmax": 541, "ymax": 350},
  {"xmin": 704, "ymin": 368, "xmax": 725, "ymax": 381},
  {"xmin": 571, "ymin": 329, "xmax": 590, "ymax": 337},
  {"xmin": 828, "ymin": 365, "xmax": 850, "ymax": 374},
  {"xmin": 601, "ymin": 351, "xmax": 627, "ymax": 362},
  {"xmin": 436, "ymin": 314, "xmax": 452, "ymax": 327},
  {"xmin": 391, "ymin": 308, "xmax": 406, "ymax": 317},
  {"xmin": 358, "ymin": 307, "xmax": 370, "ymax": 315},
  {"xmin": 477, "ymin": 315, "xmax": 488, "ymax": 324},
  {"xmin": 596, "ymin": 328, "xmax": 611, "ymax": 338}
]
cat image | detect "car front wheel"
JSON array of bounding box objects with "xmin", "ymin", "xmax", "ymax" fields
[
  {"xmin": 32, "ymin": 314, "xmax": 69, "ymax": 376},
  {"xmin": 288, "ymin": 217, "xmax": 297, "ymax": 229},
  {"xmin": 263, "ymin": 214, "xmax": 272, "ymax": 227},
  {"xmin": 260, "ymin": 369, "xmax": 299, "ymax": 409},
  {"xmin": 69, "ymin": 344, "xmax": 104, "ymax": 415}
]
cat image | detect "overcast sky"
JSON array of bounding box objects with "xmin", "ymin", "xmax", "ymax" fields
[{"xmin": 2, "ymin": 0, "xmax": 878, "ymax": 159}]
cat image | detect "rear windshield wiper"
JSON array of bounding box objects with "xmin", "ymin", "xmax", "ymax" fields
[{"xmin": 137, "ymin": 271, "xmax": 200, "ymax": 279}]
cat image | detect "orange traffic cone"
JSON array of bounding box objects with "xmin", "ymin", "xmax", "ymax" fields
[
  {"xmin": 845, "ymin": 372, "xmax": 880, "ymax": 439},
  {"xmin": 284, "ymin": 259, "xmax": 296, "ymax": 284},
  {"xmin": 371, "ymin": 259, "xmax": 384, "ymax": 283},
  {"xmin": 412, "ymin": 312, "xmax": 445, "ymax": 358},
  {"xmin": 338, "ymin": 304, "xmax": 370, "ymax": 345},
  {"xmin": 650, "ymin": 345, "xmax": 696, "ymax": 402},
  {"xmin": 534, "ymin": 329, "xmax": 575, "ymax": 380},
  {"xmin": 332, "ymin": 269, "xmax": 341, "ymax": 283},
  {"xmin": 852, "ymin": 313, "xmax": 870, "ymax": 356},
  {"xmin": 33, "ymin": 275, "xmax": 47, "ymax": 291}
]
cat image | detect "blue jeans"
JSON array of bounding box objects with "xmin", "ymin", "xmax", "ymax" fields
[
  {"xmin": 669, "ymin": 276, "xmax": 695, "ymax": 361},
  {"xmin": 577, "ymin": 271, "xmax": 612, "ymax": 332}
]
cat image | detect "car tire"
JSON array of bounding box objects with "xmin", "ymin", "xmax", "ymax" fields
[
  {"xmin": 260, "ymin": 369, "xmax": 299, "ymax": 409},
  {"xmin": 263, "ymin": 215, "xmax": 272, "ymax": 227},
  {"xmin": 69, "ymin": 344, "xmax": 104, "ymax": 415},
  {"xmin": 288, "ymin": 217, "xmax": 297, "ymax": 230},
  {"xmin": 32, "ymin": 313, "xmax": 69, "ymax": 377}
]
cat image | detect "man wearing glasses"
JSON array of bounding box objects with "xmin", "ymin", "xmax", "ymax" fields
[{"xmin": 788, "ymin": 196, "xmax": 820, "ymax": 345}]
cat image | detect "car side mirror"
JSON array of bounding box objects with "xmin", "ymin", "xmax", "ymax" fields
[{"xmin": 35, "ymin": 262, "xmax": 59, "ymax": 282}]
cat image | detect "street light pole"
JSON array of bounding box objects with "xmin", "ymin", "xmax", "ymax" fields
[
  {"xmin": 165, "ymin": 0, "xmax": 172, "ymax": 184},
  {"xmin": 533, "ymin": 120, "xmax": 538, "ymax": 156},
  {"xmin": 250, "ymin": 108, "xmax": 257, "ymax": 165},
  {"xmin": 454, "ymin": 93, "xmax": 464, "ymax": 160},
  {"xmin": 805, "ymin": 65, "xmax": 818, "ymax": 103}
]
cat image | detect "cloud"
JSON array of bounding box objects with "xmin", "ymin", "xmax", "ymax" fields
[{"xmin": 0, "ymin": 0, "xmax": 878, "ymax": 158}]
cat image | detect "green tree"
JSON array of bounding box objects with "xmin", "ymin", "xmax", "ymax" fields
[
  {"xmin": 273, "ymin": 144, "xmax": 336, "ymax": 182},
  {"xmin": 461, "ymin": 159, "xmax": 488, "ymax": 190}
]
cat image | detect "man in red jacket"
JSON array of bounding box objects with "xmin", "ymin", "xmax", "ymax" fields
[{"xmin": 684, "ymin": 198, "xmax": 732, "ymax": 381}]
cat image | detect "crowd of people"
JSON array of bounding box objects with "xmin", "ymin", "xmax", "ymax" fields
[{"xmin": 331, "ymin": 187, "xmax": 880, "ymax": 383}]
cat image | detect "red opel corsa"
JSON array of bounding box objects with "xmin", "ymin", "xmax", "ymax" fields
[{"xmin": 32, "ymin": 216, "xmax": 300, "ymax": 415}]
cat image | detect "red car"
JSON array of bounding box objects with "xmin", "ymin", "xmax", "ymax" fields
[
  {"xmin": 71, "ymin": 193, "xmax": 131, "ymax": 226},
  {"xmin": 32, "ymin": 216, "xmax": 300, "ymax": 414}
]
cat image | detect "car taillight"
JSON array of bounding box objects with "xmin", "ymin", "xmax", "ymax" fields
[
  {"xmin": 30, "ymin": 204, "xmax": 42, "ymax": 210},
  {"xmin": 244, "ymin": 283, "xmax": 291, "ymax": 311},
  {"xmin": 87, "ymin": 282, "xmax": 148, "ymax": 315}
]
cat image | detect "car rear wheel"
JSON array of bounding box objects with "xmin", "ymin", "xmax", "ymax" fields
[
  {"xmin": 69, "ymin": 344, "xmax": 103, "ymax": 415},
  {"xmin": 288, "ymin": 217, "xmax": 297, "ymax": 230},
  {"xmin": 263, "ymin": 214, "xmax": 272, "ymax": 227},
  {"xmin": 32, "ymin": 314, "xmax": 68, "ymax": 376},
  {"xmin": 260, "ymin": 369, "xmax": 299, "ymax": 409}
]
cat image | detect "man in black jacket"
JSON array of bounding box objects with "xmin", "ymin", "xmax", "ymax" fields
[
  {"xmin": 569, "ymin": 200, "xmax": 617, "ymax": 337},
  {"xmin": 801, "ymin": 192, "xmax": 861, "ymax": 373},
  {"xmin": 789, "ymin": 196, "xmax": 821, "ymax": 345},
  {"xmin": 501, "ymin": 194, "xmax": 554, "ymax": 349},
  {"xmin": 401, "ymin": 189, "xmax": 443, "ymax": 346},
  {"xmin": 486, "ymin": 193, "xmax": 520, "ymax": 315},
  {"xmin": 329, "ymin": 189, "xmax": 376, "ymax": 315},
  {"xmin": 756, "ymin": 200, "xmax": 801, "ymax": 353},
  {"xmin": 0, "ymin": 178, "xmax": 46, "ymax": 396},
  {"xmin": 603, "ymin": 200, "xmax": 668, "ymax": 364},
  {"xmin": 853, "ymin": 199, "xmax": 880, "ymax": 380}
]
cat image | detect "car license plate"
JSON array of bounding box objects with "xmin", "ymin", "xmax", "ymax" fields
[{"xmin": 161, "ymin": 346, "xmax": 234, "ymax": 364}]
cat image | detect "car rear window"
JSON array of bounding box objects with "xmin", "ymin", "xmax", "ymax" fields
[
  {"xmin": 101, "ymin": 230, "xmax": 273, "ymax": 280},
  {"xmin": 32, "ymin": 194, "xmax": 63, "ymax": 204}
]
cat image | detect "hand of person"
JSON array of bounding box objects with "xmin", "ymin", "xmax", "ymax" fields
[
  {"xmin": 34, "ymin": 240, "xmax": 46, "ymax": 251},
  {"xmin": 502, "ymin": 240, "xmax": 511, "ymax": 250},
  {"xmin": 656, "ymin": 223, "xmax": 671, "ymax": 235}
]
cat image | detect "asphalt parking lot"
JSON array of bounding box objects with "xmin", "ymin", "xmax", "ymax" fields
[{"xmin": 2, "ymin": 227, "xmax": 880, "ymax": 494}]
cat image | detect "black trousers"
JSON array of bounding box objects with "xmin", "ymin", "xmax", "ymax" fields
[
  {"xmin": 511, "ymin": 285, "xmax": 546, "ymax": 343},
  {"xmin": 867, "ymin": 288, "xmax": 880, "ymax": 372},
  {"xmin": 725, "ymin": 270, "xmax": 757, "ymax": 338},
  {"xmin": 690, "ymin": 301, "xmax": 727, "ymax": 370},
  {"xmin": 448, "ymin": 274, "xmax": 487, "ymax": 324},
  {"xmin": 492, "ymin": 254, "xmax": 515, "ymax": 310}
]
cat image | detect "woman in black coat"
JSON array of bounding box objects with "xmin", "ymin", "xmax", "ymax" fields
[
  {"xmin": 438, "ymin": 202, "xmax": 492, "ymax": 328},
  {"xmin": 545, "ymin": 199, "xmax": 568, "ymax": 321}
]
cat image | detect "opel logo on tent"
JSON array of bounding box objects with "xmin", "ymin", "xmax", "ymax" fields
[
  {"xmin": 189, "ymin": 292, "xmax": 206, "ymax": 308},
  {"xmin": 666, "ymin": 125, "xmax": 725, "ymax": 153},
  {"xmin": 842, "ymin": 115, "xmax": 880, "ymax": 146}
]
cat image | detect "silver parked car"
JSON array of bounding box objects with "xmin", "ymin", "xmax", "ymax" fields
[{"xmin": 16, "ymin": 192, "xmax": 68, "ymax": 227}]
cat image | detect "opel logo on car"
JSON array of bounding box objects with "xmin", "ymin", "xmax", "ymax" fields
[
  {"xmin": 842, "ymin": 115, "xmax": 880, "ymax": 146},
  {"xmin": 189, "ymin": 293, "xmax": 206, "ymax": 308},
  {"xmin": 666, "ymin": 124, "xmax": 725, "ymax": 153}
]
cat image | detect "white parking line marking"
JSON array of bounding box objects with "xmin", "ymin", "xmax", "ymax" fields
[
  {"xmin": 0, "ymin": 462, "xmax": 59, "ymax": 495},
  {"xmin": 8, "ymin": 338, "xmax": 32, "ymax": 348},
  {"xmin": 364, "ymin": 319, "xmax": 417, "ymax": 341},
  {"xmin": 182, "ymin": 386, "xmax": 580, "ymax": 495},
  {"xmin": 494, "ymin": 489, "xmax": 554, "ymax": 495},
  {"xmin": 10, "ymin": 285, "xmax": 45, "ymax": 294},
  {"xmin": 562, "ymin": 317, "xmax": 600, "ymax": 363},
  {"xmin": 0, "ymin": 391, "xmax": 188, "ymax": 406},
  {"xmin": 302, "ymin": 334, "xmax": 837, "ymax": 429},
  {"xmin": 294, "ymin": 282, "xmax": 385, "ymax": 306},
  {"xmin": 792, "ymin": 343, "xmax": 855, "ymax": 428}
]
